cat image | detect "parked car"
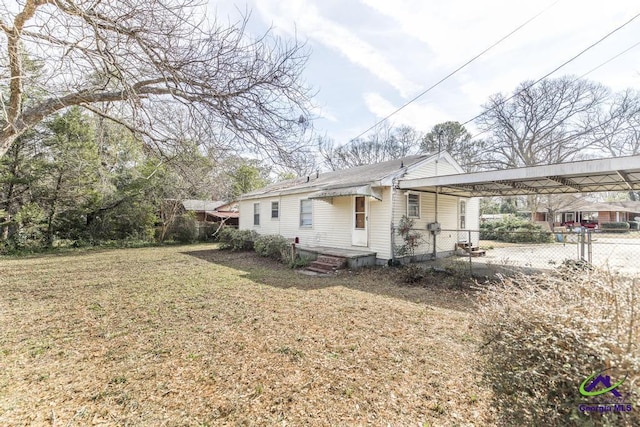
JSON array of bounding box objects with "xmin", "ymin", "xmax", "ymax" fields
[{"xmin": 561, "ymin": 220, "xmax": 598, "ymax": 229}]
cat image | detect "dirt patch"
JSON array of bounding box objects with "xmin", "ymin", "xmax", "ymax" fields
[{"xmin": 0, "ymin": 245, "xmax": 494, "ymax": 425}]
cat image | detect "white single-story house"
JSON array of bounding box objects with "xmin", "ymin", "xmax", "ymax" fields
[{"xmin": 238, "ymin": 153, "xmax": 480, "ymax": 265}]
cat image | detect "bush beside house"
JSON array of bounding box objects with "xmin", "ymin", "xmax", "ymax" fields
[
  {"xmin": 218, "ymin": 228, "xmax": 310, "ymax": 268},
  {"xmin": 218, "ymin": 228, "xmax": 258, "ymax": 251},
  {"xmin": 254, "ymin": 234, "xmax": 291, "ymax": 262}
]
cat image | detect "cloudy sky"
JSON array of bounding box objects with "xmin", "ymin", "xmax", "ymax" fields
[{"xmin": 210, "ymin": 0, "xmax": 640, "ymax": 143}]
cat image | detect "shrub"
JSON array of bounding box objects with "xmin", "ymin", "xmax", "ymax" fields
[
  {"xmin": 254, "ymin": 234, "xmax": 291, "ymax": 262},
  {"xmin": 172, "ymin": 212, "xmax": 198, "ymax": 243},
  {"xmin": 480, "ymin": 217, "xmax": 553, "ymax": 243},
  {"xmin": 288, "ymin": 255, "xmax": 311, "ymax": 269},
  {"xmin": 626, "ymin": 221, "xmax": 638, "ymax": 231},
  {"xmin": 398, "ymin": 264, "xmax": 427, "ymax": 284},
  {"xmin": 600, "ymin": 222, "xmax": 630, "ymax": 233},
  {"xmin": 396, "ymin": 215, "xmax": 423, "ymax": 256},
  {"xmin": 218, "ymin": 228, "xmax": 257, "ymax": 251},
  {"xmin": 8, "ymin": 203, "xmax": 46, "ymax": 250},
  {"xmin": 476, "ymin": 269, "xmax": 639, "ymax": 426}
]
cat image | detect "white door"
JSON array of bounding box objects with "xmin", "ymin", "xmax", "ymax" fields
[{"xmin": 352, "ymin": 196, "xmax": 368, "ymax": 246}]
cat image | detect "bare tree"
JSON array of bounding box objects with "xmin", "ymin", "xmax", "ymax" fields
[
  {"xmin": 590, "ymin": 88, "xmax": 640, "ymax": 155},
  {"xmin": 318, "ymin": 124, "xmax": 421, "ymax": 170},
  {"xmin": 589, "ymin": 88, "xmax": 640, "ymax": 200},
  {"xmin": 476, "ymin": 76, "xmax": 609, "ymax": 168},
  {"xmin": 0, "ymin": 0, "xmax": 313, "ymax": 161}
]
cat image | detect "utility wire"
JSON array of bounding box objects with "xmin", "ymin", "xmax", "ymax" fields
[
  {"xmin": 467, "ymin": 37, "xmax": 640, "ymax": 141},
  {"xmin": 577, "ymin": 39, "xmax": 640, "ymax": 81},
  {"xmin": 350, "ymin": 0, "xmax": 561, "ymax": 141},
  {"xmin": 463, "ymin": 10, "xmax": 640, "ymax": 132}
]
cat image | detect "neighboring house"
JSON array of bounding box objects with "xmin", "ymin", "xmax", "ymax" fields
[
  {"xmin": 532, "ymin": 197, "xmax": 640, "ymax": 227},
  {"xmin": 171, "ymin": 199, "xmax": 239, "ymax": 227},
  {"xmin": 238, "ymin": 153, "xmax": 479, "ymax": 265}
]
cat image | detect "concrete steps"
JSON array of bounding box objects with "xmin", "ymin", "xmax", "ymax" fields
[{"xmin": 306, "ymin": 255, "xmax": 347, "ymax": 274}]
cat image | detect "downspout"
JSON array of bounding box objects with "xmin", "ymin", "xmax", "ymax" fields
[
  {"xmin": 278, "ymin": 194, "xmax": 283, "ymax": 235},
  {"xmin": 390, "ymin": 179, "xmax": 395, "ymax": 263}
]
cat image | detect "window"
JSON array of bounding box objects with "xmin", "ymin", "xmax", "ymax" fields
[
  {"xmin": 460, "ymin": 200, "xmax": 466, "ymax": 229},
  {"xmin": 355, "ymin": 196, "xmax": 365, "ymax": 229},
  {"xmin": 407, "ymin": 193, "xmax": 420, "ymax": 218},
  {"xmin": 253, "ymin": 203, "xmax": 260, "ymax": 226},
  {"xmin": 300, "ymin": 199, "xmax": 313, "ymax": 227},
  {"xmin": 271, "ymin": 201, "xmax": 279, "ymax": 219}
]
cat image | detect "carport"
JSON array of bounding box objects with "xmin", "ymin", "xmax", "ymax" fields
[
  {"xmin": 395, "ymin": 154, "xmax": 640, "ymax": 267},
  {"xmin": 398, "ymin": 155, "xmax": 640, "ymax": 197}
]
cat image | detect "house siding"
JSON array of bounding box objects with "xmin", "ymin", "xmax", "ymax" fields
[
  {"xmin": 368, "ymin": 187, "xmax": 392, "ymax": 259},
  {"xmin": 403, "ymin": 157, "xmax": 459, "ymax": 180},
  {"xmin": 466, "ymin": 198, "xmax": 480, "ymax": 231},
  {"xmin": 391, "ymin": 190, "xmax": 480, "ymax": 256},
  {"xmin": 239, "ymin": 188, "xmax": 393, "ymax": 258},
  {"xmin": 238, "ymin": 154, "xmax": 479, "ymax": 263}
]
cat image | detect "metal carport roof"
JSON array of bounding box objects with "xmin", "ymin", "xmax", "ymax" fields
[{"xmin": 398, "ymin": 155, "xmax": 640, "ymax": 197}]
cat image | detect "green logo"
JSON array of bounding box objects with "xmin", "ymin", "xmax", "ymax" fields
[{"xmin": 580, "ymin": 369, "xmax": 626, "ymax": 398}]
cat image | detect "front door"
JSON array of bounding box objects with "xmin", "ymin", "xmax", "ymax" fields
[{"xmin": 352, "ymin": 196, "xmax": 368, "ymax": 246}]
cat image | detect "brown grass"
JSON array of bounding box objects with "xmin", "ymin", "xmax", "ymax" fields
[{"xmin": 0, "ymin": 245, "xmax": 493, "ymax": 426}]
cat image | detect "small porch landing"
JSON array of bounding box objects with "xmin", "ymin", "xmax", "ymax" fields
[{"xmin": 296, "ymin": 245, "xmax": 377, "ymax": 269}]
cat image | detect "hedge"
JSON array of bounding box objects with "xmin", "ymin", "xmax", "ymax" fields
[
  {"xmin": 600, "ymin": 222, "xmax": 630, "ymax": 233},
  {"xmin": 480, "ymin": 218, "xmax": 553, "ymax": 243}
]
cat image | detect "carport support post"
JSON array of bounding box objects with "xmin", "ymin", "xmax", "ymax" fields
[{"xmin": 468, "ymin": 229, "xmax": 473, "ymax": 276}]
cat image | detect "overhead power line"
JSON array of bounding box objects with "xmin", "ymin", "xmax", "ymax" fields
[
  {"xmin": 576, "ymin": 39, "xmax": 640, "ymax": 81},
  {"xmin": 463, "ymin": 11, "xmax": 640, "ymax": 131},
  {"xmin": 350, "ymin": 0, "xmax": 561, "ymax": 141},
  {"xmin": 467, "ymin": 39, "xmax": 640, "ymax": 141}
]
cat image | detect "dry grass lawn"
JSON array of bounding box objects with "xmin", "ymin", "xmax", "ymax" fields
[{"xmin": 0, "ymin": 245, "xmax": 494, "ymax": 426}]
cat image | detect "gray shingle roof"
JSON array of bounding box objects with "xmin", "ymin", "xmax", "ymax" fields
[
  {"xmin": 241, "ymin": 155, "xmax": 431, "ymax": 199},
  {"xmin": 536, "ymin": 196, "xmax": 640, "ymax": 213},
  {"xmin": 181, "ymin": 200, "xmax": 227, "ymax": 212}
]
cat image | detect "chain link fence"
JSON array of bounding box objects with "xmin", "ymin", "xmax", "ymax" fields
[{"xmin": 391, "ymin": 225, "xmax": 640, "ymax": 277}]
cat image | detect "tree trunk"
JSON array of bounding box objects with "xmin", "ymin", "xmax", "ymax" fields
[
  {"xmin": 45, "ymin": 171, "xmax": 64, "ymax": 247},
  {"xmin": 0, "ymin": 138, "xmax": 24, "ymax": 240}
]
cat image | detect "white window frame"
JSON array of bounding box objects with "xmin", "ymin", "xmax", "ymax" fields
[
  {"xmin": 460, "ymin": 200, "xmax": 467, "ymax": 229},
  {"xmin": 271, "ymin": 201, "xmax": 279, "ymax": 220},
  {"xmin": 253, "ymin": 202, "xmax": 260, "ymax": 226},
  {"xmin": 407, "ymin": 193, "xmax": 420, "ymax": 218},
  {"xmin": 299, "ymin": 199, "xmax": 313, "ymax": 228}
]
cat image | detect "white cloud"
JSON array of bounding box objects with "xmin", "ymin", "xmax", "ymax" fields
[
  {"xmin": 363, "ymin": 92, "xmax": 451, "ymax": 132},
  {"xmin": 312, "ymin": 104, "xmax": 338, "ymax": 123},
  {"xmin": 252, "ymin": 0, "xmax": 421, "ymax": 97},
  {"xmin": 212, "ymin": 0, "xmax": 640, "ymax": 143},
  {"xmin": 360, "ymin": 0, "xmax": 640, "ymax": 74}
]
